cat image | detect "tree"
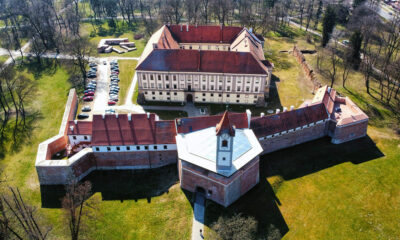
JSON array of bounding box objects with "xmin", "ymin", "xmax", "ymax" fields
[
  {"xmin": 349, "ymin": 30, "xmax": 363, "ymax": 70},
  {"xmin": 210, "ymin": 213, "xmax": 257, "ymax": 240},
  {"xmin": 353, "ymin": 0, "xmax": 367, "ymax": 8},
  {"xmin": 322, "ymin": 5, "xmax": 336, "ymax": 47},
  {"xmin": 66, "ymin": 37, "xmax": 94, "ymax": 87},
  {"xmin": 313, "ymin": 0, "xmax": 323, "ymax": 30},
  {"xmin": 0, "ymin": 187, "xmax": 52, "ymax": 239},
  {"xmin": 62, "ymin": 180, "xmax": 93, "ymax": 240}
]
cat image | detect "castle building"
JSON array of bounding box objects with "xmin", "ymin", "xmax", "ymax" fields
[
  {"xmin": 135, "ymin": 25, "xmax": 273, "ymax": 106},
  {"xmin": 36, "ymin": 86, "xmax": 369, "ymax": 207}
]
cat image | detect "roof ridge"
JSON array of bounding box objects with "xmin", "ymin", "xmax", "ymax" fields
[{"xmin": 216, "ymin": 111, "xmax": 235, "ymax": 136}]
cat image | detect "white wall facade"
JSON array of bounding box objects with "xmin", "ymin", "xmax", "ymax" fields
[{"xmin": 69, "ymin": 135, "xmax": 91, "ymax": 146}]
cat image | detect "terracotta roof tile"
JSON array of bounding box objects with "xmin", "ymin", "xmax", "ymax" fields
[
  {"xmin": 92, "ymin": 114, "xmax": 176, "ymax": 146},
  {"xmin": 176, "ymin": 112, "xmax": 248, "ymax": 134},
  {"xmin": 250, "ymin": 103, "xmax": 329, "ymax": 137},
  {"xmin": 168, "ymin": 25, "xmax": 243, "ymax": 43},
  {"xmin": 68, "ymin": 120, "xmax": 92, "ymax": 135},
  {"xmin": 136, "ymin": 49, "xmax": 268, "ymax": 75}
]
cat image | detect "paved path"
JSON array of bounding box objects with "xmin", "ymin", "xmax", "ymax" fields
[
  {"xmin": 125, "ymin": 72, "xmax": 137, "ymax": 106},
  {"xmin": 191, "ymin": 192, "xmax": 205, "ymax": 240},
  {"xmin": 92, "ymin": 58, "xmax": 110, "ymax": 113}
]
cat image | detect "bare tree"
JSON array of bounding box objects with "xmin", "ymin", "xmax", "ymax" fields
[{"xmin": 62, "ymin": 180, "xmax": 93, "ymax": 240}]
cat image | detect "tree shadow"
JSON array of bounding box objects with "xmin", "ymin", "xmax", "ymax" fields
[
  {"xmin": 18, "ymin": 58, "xmax": 59, "ymax": 80},
  {"xmin": 204, "ymin": 175, "xmax": 289, "ymax": 239},
  {"xmin": 40, "ymin": 165, "xmax": 179, "ymax": 208},
  {"xmin": 262, "ymin": 136, "xmax": 384, "ymax": 180}
]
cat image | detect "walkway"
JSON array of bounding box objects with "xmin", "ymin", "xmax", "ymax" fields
[
  {"xmin": 191, "ymin": 192, "xmax": 205, "ymax": 240},
  {"xmin": 92, "ymin": 58, "xmax": 110, "ymax": 113}
]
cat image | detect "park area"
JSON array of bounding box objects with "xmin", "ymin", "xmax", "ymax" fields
[{"xmin": 0, "ymin": 17, "xmax": 399, "ymax": 240}]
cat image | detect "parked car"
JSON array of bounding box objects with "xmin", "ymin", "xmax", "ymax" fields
[
  {"xmin": 84, "ymin": 92, "xmax": 94, "ymax": 96},
  {"xmin": 84, "ymin": 89, "xmax": 94, "ymax": 94},
  {"xmin": 77, "ymin": 113, "xmax": 89, "ymax": 119},
  {"xmin": 83, "ymin": 96, "xmax": 93, "ymax": 101},
  {"xmin": 88, "ymin": 74, "xmax": 96, "ymax": 78},
  {"xmin": 108, "ymin": 101, "xmax": 116, "ymax": 105},
  {"xmin": 103, "ymin": 60, "xmax": 107, "ymax": 65},
  {"xmin": 89, "ymin": 62, "xmax": 97, "ymax": 67},
  {"xmin": 105, "ymin": 109, "xmax": 116, "ymax": 114},
  {"xmin": 82, "ymin": 106, "xmax": 91, "ymax": 112}
]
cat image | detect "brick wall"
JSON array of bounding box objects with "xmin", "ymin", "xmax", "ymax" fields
[
  {"xmin": 260, "ymin": 122, "xmax": 328, "ymax": 154},
  {"xmin": 331, "ymin": 120, "xmax": 368, "ymax": 144}
]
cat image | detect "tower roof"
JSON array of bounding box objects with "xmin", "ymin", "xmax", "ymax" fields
[{"xmin": 216, "ymin": 111, "xmax": 235, "ymax": 136}]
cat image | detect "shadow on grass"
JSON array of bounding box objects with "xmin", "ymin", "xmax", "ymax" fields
[
  {"xmin": 262, "ymin": 136, "xmax": 384, "ymax": 180},
  {"xmin": 40, "ymin": 164, "xmax": 179, "ymax": 208},
  {"xmin": 204, "ymin": 175, "xmax": 289, "ymax": 239},
  {"xmin": 18, "ymin": 57, "xmax": 59, "ymax": 80}
]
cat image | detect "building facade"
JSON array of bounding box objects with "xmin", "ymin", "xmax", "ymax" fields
[
  {"xmin": 36, "ymin": 86, "xmax": 369, "ymax": 207},
  {"xmin": 136, "ymin": 25, "xmax": 273, "ymax": 106}
]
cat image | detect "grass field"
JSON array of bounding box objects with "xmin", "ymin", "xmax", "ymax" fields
[
  {"xmin": 0, "ymin": 55, "xmax": 9, "ymax": 65},
  {"xmin": 0, "ymin": 60, "xmax": 193, "ymax": 240},
  {"xmin": 205, "ymin": 26, "xmax": 400, "ymax": 239},
  {"xmin": 117, "ymin": 60, "xmax": 137, "ymax": 105}
]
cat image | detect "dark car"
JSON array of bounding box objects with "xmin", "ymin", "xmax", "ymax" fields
[
  {"xmin": 77, "ymin": 113, "xmax": 89, "ymax": 119},
  {"xmin": 83, "ymin": 96, "xmax": 93, "ymax": 101},
  {"xmin": 84, "ymin": 92, "xmax": 94, "ymax": 96}
]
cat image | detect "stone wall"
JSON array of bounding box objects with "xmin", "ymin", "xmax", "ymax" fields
[
  {"xmin": 179, "ymin": 157, "xmax": 259, "ymax": 207},
  {"xmin": 259, "ymin": 121, "xmax": 328, "ymax": 154},
  {"xmin": 292, "ymin": 46, "xmax": 322, "ymax": 92},
  {"xmin": 331, "ymin": 120, "xmax": 368, "ymax": 144}
]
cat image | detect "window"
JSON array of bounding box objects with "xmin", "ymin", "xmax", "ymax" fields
[
  {"xmin": 145, "ymin": 91, "xmax": 148, "ymax": 94},
  {"xmin": 227, "ymin": 86, "xmax": 230, "ymax": 91},
  {"xmin": 159, "ymin": 92, "xmax": 162, "ymax": 95},
  {"xmin": 219, "ymin": 86, "xmax": 222, "ymax": 90},
  {"xmin": 127, "ymin": 146, "xmax": 130, "ymax": 150},
  {"xmin": 173, "ymin": 75, "xmax": 177, "ymax": 81},
  {"xmin": 158, "ymin": 75, "xmax": 161, "ymax": 80},
  {"xmin": 237, "ymin": 94, "xmax": 240, "ymax": 98},
  {"xmin": 166, "ymin": 75, "xmax": 169, "ymax": 80},
  {"xmin": 167, "ymin": 97, "xmax": 170, "ymax": 100},
  {"xmin": 73, "ymin": 136, "xmax": 76, "ymax": 140},
  {"xmin": 255, "ymin": 87, "xmax": 259, "ymax": 92},
  {"xmin": 222, "ymin": 140, "xmax": 228, "ymax": 147},
  {"xmin": 158, "ymin": 84, "xmax": 162, "ymax": 88},
  {"xmin": 227, "ymin": 94, "xmax": 230, "ymax": 97},
  {"xmin": 202, "ymin": 99, "xmax": 206, "ymax": 102},
  {"xmin": 167, "ymin": 92, "xmax": 170, "ymax": 95},
  {"xmin": 211, "ymin": 93, "xmax": 214, "ymax": 97},
  {"xmin": 116, "ymin": 147, "xmax": 120, "ymax": 151},
  {"xmin": 211, "ymin": 85, "xmax": 214, "ymax": 90},
  {"xmin": 174, "ymin": 92, "xmax": 177, "ymax": 96},
  {"xmin": 202, "ymin": 93, "xmax": 206, "ymax": 96},
  {"xmin": 84, "ymin": 136, "xmax": 88, "ymax": 140},
  {"xmin": 202, "ymin": 85, "xmax": 206, "ymax": 90},
  {"xmin": 219, "ymin": 94, "xmax": 222, "ymax": 97},
  {"xmin": 254, "ymin": 95, "xmax": 258, "ymax": 99},
  {"xmin": 189, "ymin": 45, "xmax": 192, "ymax": 49},
  {"xmin": 166, "ymin": 84, "xmax": 170, "ymax": 89},
  {"xmin": 136, "ymin": 146, "xmax": 140, "ymax": 150},
  {"xmin": 107, "ymin": 147, "xmax": 111, "ymax": 151},
  {"xmin": 236, "ymin": 100, "xmax": 239, "ymax": 103},
  {"xmin": 237, "ymin": 87, "xmax": 241, "ymax": 91},
  {"xmin": 152, "ymin": 97, "xmax": 155, "ymax": 100},
  {"xmin": 174, "ymin": 84, "xmax": 177, "ymax": 89},
  {"xmin": 142, "ymin": 74, "xmax": 146, "ymax": 80},
  {"xmin": 151, "ymin": 83, "xmax": 155, "ymax": 88},
  {"xmin": 164, "ymin": 145, "xmax": 168, "ymax": 150},
  {"xmin": 154, "ymin": 146, "xmax": 158, "ymax": 150},
  {"xmin": 246, "ymin": 87, "xmax": 250, "ymax": 92},
  {"xmin": 143, "ymin": 83, "xmax": 147, "ymax": 88},
  {"xmin": 145, "ymin": 146, "xmax": 149, "ymax": 150},
  {"xmin": 152, "ymin": 91, "xmax": 155, "ymax": 95},
  {"xmin": 208, "ymin": 190, "xmax": 212, "ymax": 195},
  {"xmin": 150, "ymin": 75, "xmax": 154, "ymax": 80},
  {"xmin": 95, "ymin": 147, "xmax": 99, "ymax": 151}
]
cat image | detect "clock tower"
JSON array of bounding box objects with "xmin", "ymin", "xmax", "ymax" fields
[{"xmin": 216, "ymin": 111, "xmax": 235, "ymax": 171}]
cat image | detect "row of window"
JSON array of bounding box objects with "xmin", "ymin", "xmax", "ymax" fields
[
  {"xmin": 142, "ymin": 83, "xmax": 260, "ymax": 93},
  {"xmin": 145, "ymin": 91, "xmax": 259, "ymax": 99},
  {"xmin": 72, "ymin": 135, "xmax": 89, "ymax": 140},
  {"xmin": 94, "ymin": 145, "xmax": 170, "ymax": 152},
  {"xmin": 141, "ymin": 73, "xmax": 263, "ymax": 83},
  {"xmin": 258, "ymin": 120, "xmax": 327, "ymax": 140},
  {"xmin": 180, "ymin": 44, "xmax": 229, "ymax": 51}
]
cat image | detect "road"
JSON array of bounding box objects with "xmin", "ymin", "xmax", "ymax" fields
[{"xmin": 92, "ymin": 59, "xmax": 110, "ymax": 113}]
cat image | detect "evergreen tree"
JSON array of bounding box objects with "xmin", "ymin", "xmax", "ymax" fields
[
  {"xmin": 349, "ymin": 30, "xmax": 363, "ymax": 70},
  {"xmin": 353, "ymin": 0, "xmax": 367, "ymax": 8},
  {"xmin": 314, "ymin": 0, "xmax": 323, "ymax": 30},
  {"xmin": 322, "ymin": 5, "xmax": 336, "ymax": 47}
]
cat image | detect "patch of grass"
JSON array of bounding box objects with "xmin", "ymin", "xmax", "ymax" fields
[
  {"xmin": 151, "ymin": 110, "xmax": 188, "ymax": 120},
  {"xmin": 132, "ymin": 83, "xmax": 139, "ymax": 104},
  {"xmin": 0, "ymin": 55, "xmax": 9, "ymax": 65},
  {"xmin": 0, "ymin": 60, "xmax": 193, "ymax": 239},
  {"xmin": 117, "ymin": 60, "xmax": 137, "ymax": 105}
]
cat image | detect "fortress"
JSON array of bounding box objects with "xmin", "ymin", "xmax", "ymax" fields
[{"xmin": 36, "ymin": 85, "xmax": 368, "ymax": 207}]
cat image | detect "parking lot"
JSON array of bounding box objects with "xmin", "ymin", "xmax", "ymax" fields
[{"xmin": 92, "ymin": 58, "xmax": 110, "ymax": 113}]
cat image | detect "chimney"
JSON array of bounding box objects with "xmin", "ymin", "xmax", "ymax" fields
[
  {"xmin": 276, "ymin": 109, "xmax": 281, "ymax": 114},
  {"xmin": 283, "ymin": 107, "xmax": 287, "ymax": 112},
  {"xmin": 246, "ymin": 109, "xmax": 251, "ymax": 128},
  {"xmin": 328, "ymin": 87, "xmax": 331, "ymax": 93},
  {"xmin": 116, "ymin": 113, "xmax": 118, "ymax": 118},
  {"xmin": 128, "ymin": 113, "xmax": 131, "ymax": 121},
  {"xmin": 180, "ymin": 24, "xmax": 183, "ymax": 31},
  {"xmin": 305, "ymin": 103, "xmax": 309, "ymax": 107},
  {"xmin": 70, "ymin": 126, "xmax": 74, "ymax": 132},
  {"xmin": 195, "ymin": 23, "xmax": 198, "ymax": 28},
  {"xmin": 220, "ymin": 24, "xmax": 223, "ymax": 30},
  {"xmin": 155, "ymin": 114, "xmax": 160, "ymax": 121},
  {"xmin": 102, "ymin": 113, "xmax": 105, "ymax": 119},
  {"xmin": 290, "ymin": 105, "xmax": 294, "ymax": 111},
  {"xmin": 186, "ymin": 24, "xmax": 189, "ymax": 32},
  {"xmin": 74, "ymin": 120, "xmax": 77, "ymax": 124},
  {"xmin": 147, "ymin": 112, "xmax": 150, "ymax": 119},
  {"xmin": 260, "ymin": 112, "xmax": 265, "ymax": 117},
  {"xmin": 152, "ymin": 43, "xmax": 158, "ymax": 49}
]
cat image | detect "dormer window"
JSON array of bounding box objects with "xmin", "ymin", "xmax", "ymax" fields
[{"xmin": 222, "ymin": 140, "xmax": 228, "ymax": 147}]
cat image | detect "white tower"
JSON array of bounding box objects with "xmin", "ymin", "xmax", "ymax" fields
[{"xmin": 216, "ymin": 111, "xmax": 235, "ymax": 171}]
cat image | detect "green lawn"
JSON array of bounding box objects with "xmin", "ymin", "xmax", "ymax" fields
[
  {"xmin": 117, "ymin": 60, "xmax": 137, "ymax": 105},
  {"xmin": 0, "ymin": 60, "xmax": 193, "ymax": 239},
  {"xmin": 205, "ymin": 27, "xmax": 400, "ymax": 239},
  {"xmin": 0, "ymin": 55, "xmax": 9, "ymax": 65},
  {"xmin": 81, "ymin": 22, "xmax": 147, "ymax": 58}
]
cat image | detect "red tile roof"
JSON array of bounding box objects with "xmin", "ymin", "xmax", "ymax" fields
[
  {"xmin": 91, "ymin": 114, "xmax": 176, "ymax": 146},
  {"xmin": 68, "ymin": 120, "xmax": 92, "ymax": 135},
  {"xmin": 168, "ymin": 25, "xmax": 243, "ymax": 44},
  {"xmin": 250, "ymin": 103, "xmax": 329, "ymax": 137},
  {"xmin": 176, "ymin": 112, "xmax": 248, "ymax": 134},
  {"xmin": 157, "ymin": 27, "xmax": 180, "ymax": 49},
  {"xmin": 136, "ymin": 49, "xmax": 268, "ymax": 75},
  {"xmin": 216, "ymin": 111, "xmax": 235, "ymax": 136}
]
